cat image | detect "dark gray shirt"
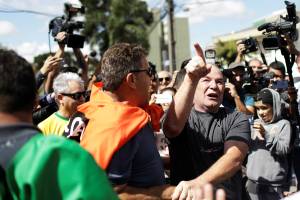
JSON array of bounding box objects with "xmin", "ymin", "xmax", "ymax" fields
[{"xmin": 163, "ymin": 107, "xmax": 250, "ymax": 200}]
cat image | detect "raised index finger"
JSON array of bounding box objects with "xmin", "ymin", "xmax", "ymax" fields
[{"xmin": 194, "ymin": 43, "xmax": 206, "ymax": 64}]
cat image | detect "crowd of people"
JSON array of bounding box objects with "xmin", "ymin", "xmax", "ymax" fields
[{"xmin": 1, "ymin": 29, "xmax": 300, "ymax": 200}]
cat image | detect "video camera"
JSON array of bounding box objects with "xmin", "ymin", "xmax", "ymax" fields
[
  {"xmin": 258, "ymin": 1, "xmax": 299, "ymax": 50},
  {"xmin": 49, "ymin": 3, "xmax": 85, "ymax": 48}
]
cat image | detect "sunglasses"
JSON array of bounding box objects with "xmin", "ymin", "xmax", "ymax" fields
[
  {"xmin": 61, "ymin": 91, "xmax": 86, "ymax": 100},
  {"xmin": 158, "ymin": 77, "xmax": 171, "ymax": 82},
  {"xmin": 129, "ymin": 67, "xmax": 153, "ymax": 77}
]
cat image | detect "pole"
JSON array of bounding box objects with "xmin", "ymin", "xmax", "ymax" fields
[{"xmin": 167, "ymin": 0, "xmax": 176, "ymax": 72}]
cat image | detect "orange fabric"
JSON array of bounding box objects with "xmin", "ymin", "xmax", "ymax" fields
[
  {"xmin": 144, "ymin": 104, "xmax": 164, "ymax": 132},
  {"xmin": 79, "ymin": 83, "xmax": 149, "ymax": 169}
]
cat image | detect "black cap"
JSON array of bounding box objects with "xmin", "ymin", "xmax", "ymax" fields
[{"xmin": 257, "ymin": 89, "xmax": 273, "ymax": 105}]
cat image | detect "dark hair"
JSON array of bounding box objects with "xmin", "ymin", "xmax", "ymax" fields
[
  {"xmin": 149, "ymin": 61, "xmax": 157, "ymax": 75},
  {"xmin": 0, "ymin": 49, "xmax": 36, "ymax": 112},
  {"xmin": 100, "ymin": 43, "xmax": 147, "ymax": 91},
  {"xmin": 180, "ymin": 58, "xmax": 191, "ymax": 69},
  {"xmin": 257, "ymin": 89, "xmax": 273, "ymax": 105},
  {"xmin": 173, "ymin": 68, "xmax": 186, "ymax": 91},
  {"xmin": 269, "ymin": 61, "xmax": 285, "ymax": 76}
]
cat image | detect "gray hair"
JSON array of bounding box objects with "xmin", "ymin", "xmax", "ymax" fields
[{"xmin": 53, "ymin": 72, "xmax": 84, "ymax": 94}]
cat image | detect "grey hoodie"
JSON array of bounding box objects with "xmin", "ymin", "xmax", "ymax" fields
[{"xmin": 246, "ymin": 88, "xmax": 291, "ymax": 186}]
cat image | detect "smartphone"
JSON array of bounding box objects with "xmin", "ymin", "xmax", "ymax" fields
[
  {"xmin": 272, "ymin": 80, "xmax": 288, "ymax": 90},
  {"xmin": 155, "ymin": 93, "xmax": 173, "ymax": 104}
]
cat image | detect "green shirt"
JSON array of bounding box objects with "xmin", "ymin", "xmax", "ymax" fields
[{"xmin": 3, "ymin": 134, "xmax": 118, "ymax": 200}]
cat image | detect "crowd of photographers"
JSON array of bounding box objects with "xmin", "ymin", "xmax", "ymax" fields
[{"xmin": 2, "ymin": 1, "xmax": 300, "ymax": 200}]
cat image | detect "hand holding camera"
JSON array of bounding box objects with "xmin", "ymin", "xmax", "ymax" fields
[{"xmin": 236, "ymin": 41, "xmax": 246, "ymax": 55}]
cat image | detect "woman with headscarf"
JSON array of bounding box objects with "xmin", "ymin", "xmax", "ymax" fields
[{"xmin": 246, "ymin": 88, "xmax": 292, "ymax": 200}]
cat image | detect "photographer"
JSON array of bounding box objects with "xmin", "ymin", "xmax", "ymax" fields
[
  {"xmin": 235, "ymin": 40, "xmax": 265, "ymax": 79},
  {"xmin": 223, "ymin": 62, "xmax": 255, "ymax": 115},
  {"xmin": 33, "ymin": 31, "xmax": 89, "ymax": 125}
]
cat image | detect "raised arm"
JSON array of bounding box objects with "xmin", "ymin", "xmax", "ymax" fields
[
  {"xmin": 73, "ymin": 48, "xmax": 89, "ymax": 87},
  {"xmin": 163, "ymin": 43, "xmax": 210, "ymax": 138}
]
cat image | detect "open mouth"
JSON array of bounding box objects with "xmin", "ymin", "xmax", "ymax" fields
[{"xmin": 207, "ymin": 93, "xmax": 218, "ymax": 99}]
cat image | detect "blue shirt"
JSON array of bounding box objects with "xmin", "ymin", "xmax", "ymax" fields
[
  {"xmin": 223, "ymin": 89, "xmax": 254, "ymax": 112},
  {"xmin": 106, "ymin": 123, "xmax": 165, "ymax": 187}
]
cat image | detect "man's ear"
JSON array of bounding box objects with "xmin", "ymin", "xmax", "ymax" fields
[
  {"xmin": 124, "ymin": 73, "xmax": 137, "ymax": 89},
  {"xmin": 56, "ymin": 94, "xmax": 64, "ymax": 105}
]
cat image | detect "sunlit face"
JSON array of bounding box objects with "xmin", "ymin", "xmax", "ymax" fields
[
  {"xmin": 60, "ymin": 80, "xmax": 85, "ymax": 116},
  {"xmin": 158, "ymin": 71, "xmax": 172, "ymax": 91},
  {"xmin": 249, "ymin": 60, "xmax": 262, "ymax": 75},
  {"xmin": 194, "ymin": 66, "xmax": 225, "ymax": 113},
  {"xmin": 255, "ymin": 101, "xmax": 273, "ymax": 123}
]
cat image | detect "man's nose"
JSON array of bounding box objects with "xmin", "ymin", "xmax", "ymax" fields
[{"xmin": 209, "ymin": 80, "xmax": 217, "ymax": 88}]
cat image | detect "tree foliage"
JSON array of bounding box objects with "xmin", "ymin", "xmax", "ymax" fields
[
  {"xmin": 80, "ymin": 0, "xmax": 153, "ymax": 54},
  {"xmin": 215, "ymin": 40, "xmax": 237, "ymax": 65}
]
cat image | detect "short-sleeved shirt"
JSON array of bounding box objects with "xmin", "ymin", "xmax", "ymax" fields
[
  {"xmin": 106, "ymin": 124, "xmax": 165, "ymax": 188},
  {"xmin": 38, "ymin": 112, "xmax": 69, "ymax": 136},
  {"xmin": 223, "ymin": 89, "xmax": 255, "ymax": 112},
  {"xmin": 164, "ymin": 107, "xmax": 250, "ymax": 200}
]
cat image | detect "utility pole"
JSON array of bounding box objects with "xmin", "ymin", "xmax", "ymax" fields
[{"xmin": 167, "ymin": 0, "xmax": 176, "ymax": 72}]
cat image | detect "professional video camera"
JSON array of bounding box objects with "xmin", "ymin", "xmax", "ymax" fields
[
  {"xmin": 258, "ymin": 1, "xmax": 299, "ymax": 50},
  {"xmin": 241, "ymin": 37, "xmax": 258, "ymax": 53},
  {"xmin": 49, "ymin": 3, "xmax": 85, "ymax": 48}
]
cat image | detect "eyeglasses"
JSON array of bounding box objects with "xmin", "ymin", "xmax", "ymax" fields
[
  {"xmin": 158, "ymin": 77, "xmax": 171, "ymax": 82},
  {"xmin": 129, "ymin": 67, "xmax": 153, "ymax": 77},
  {"xmin": 61, "ymin": 91, "xmax": 86, "ymax": 101}
]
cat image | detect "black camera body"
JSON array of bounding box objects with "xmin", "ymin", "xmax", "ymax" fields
[
  {"xmin": 258, "ymin": 1, "xmax": 299, "ymax": 50},
  {"xmin": 49, "ymin": 3, "xmax": 85, "ymax": 48},
  {"xmin": 241, "ymin": 37, "xmax": 258, "ymax": 53}
]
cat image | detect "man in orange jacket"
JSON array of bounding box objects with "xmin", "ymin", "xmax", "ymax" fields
[{"xmin": 78, "ymin": 43, "xmax": 174, "ymax": 199}]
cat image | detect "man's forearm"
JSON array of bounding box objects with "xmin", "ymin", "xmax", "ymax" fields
[
  {"xmin": 196, "ymin": 154, "xmax": 241, "ymax": 185},
  {"xmin": 54, "ymin": 45, "xmax": 65, "ymax": 58},
  {"xmin": 234, "ymin": 95, "xmax": 254, "ymax": 115},
  {"xmin": 73, "ymin": 48, "xmax": 89, "ymax": 86},
  {"xmin": 163, "ymin": 75, "xmax": 198, "ymax": 138},
  {"xmin": 195, "ymin": 141, "xmax": 248, "ymax": 185},
  {"xmin": 234, "ymin": 53, "xmax": 244, "ymax": 63}
]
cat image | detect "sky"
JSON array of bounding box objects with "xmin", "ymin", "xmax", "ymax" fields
[{"xmin": 0, "ymin": 0, "xmax": 297, "ymax": 62}]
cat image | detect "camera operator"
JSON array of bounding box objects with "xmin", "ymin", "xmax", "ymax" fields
[
  {"xmin": 223, "ymin": 62, "xmax": 255, "ymax": 115},
  {"xmin": 235, "ymin": 40, "xmax": 265, "ymax": 79},
  {"xmin": 283, "ymin": 36, "xmax": 300, "ymax": 191},
  {"xmin": 32, "ymin": 32, "xmax": 67, "ymax": 125},
  {"xmin": 33, "ymin": 31, "xmax": 89, "ymax": 125}
]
